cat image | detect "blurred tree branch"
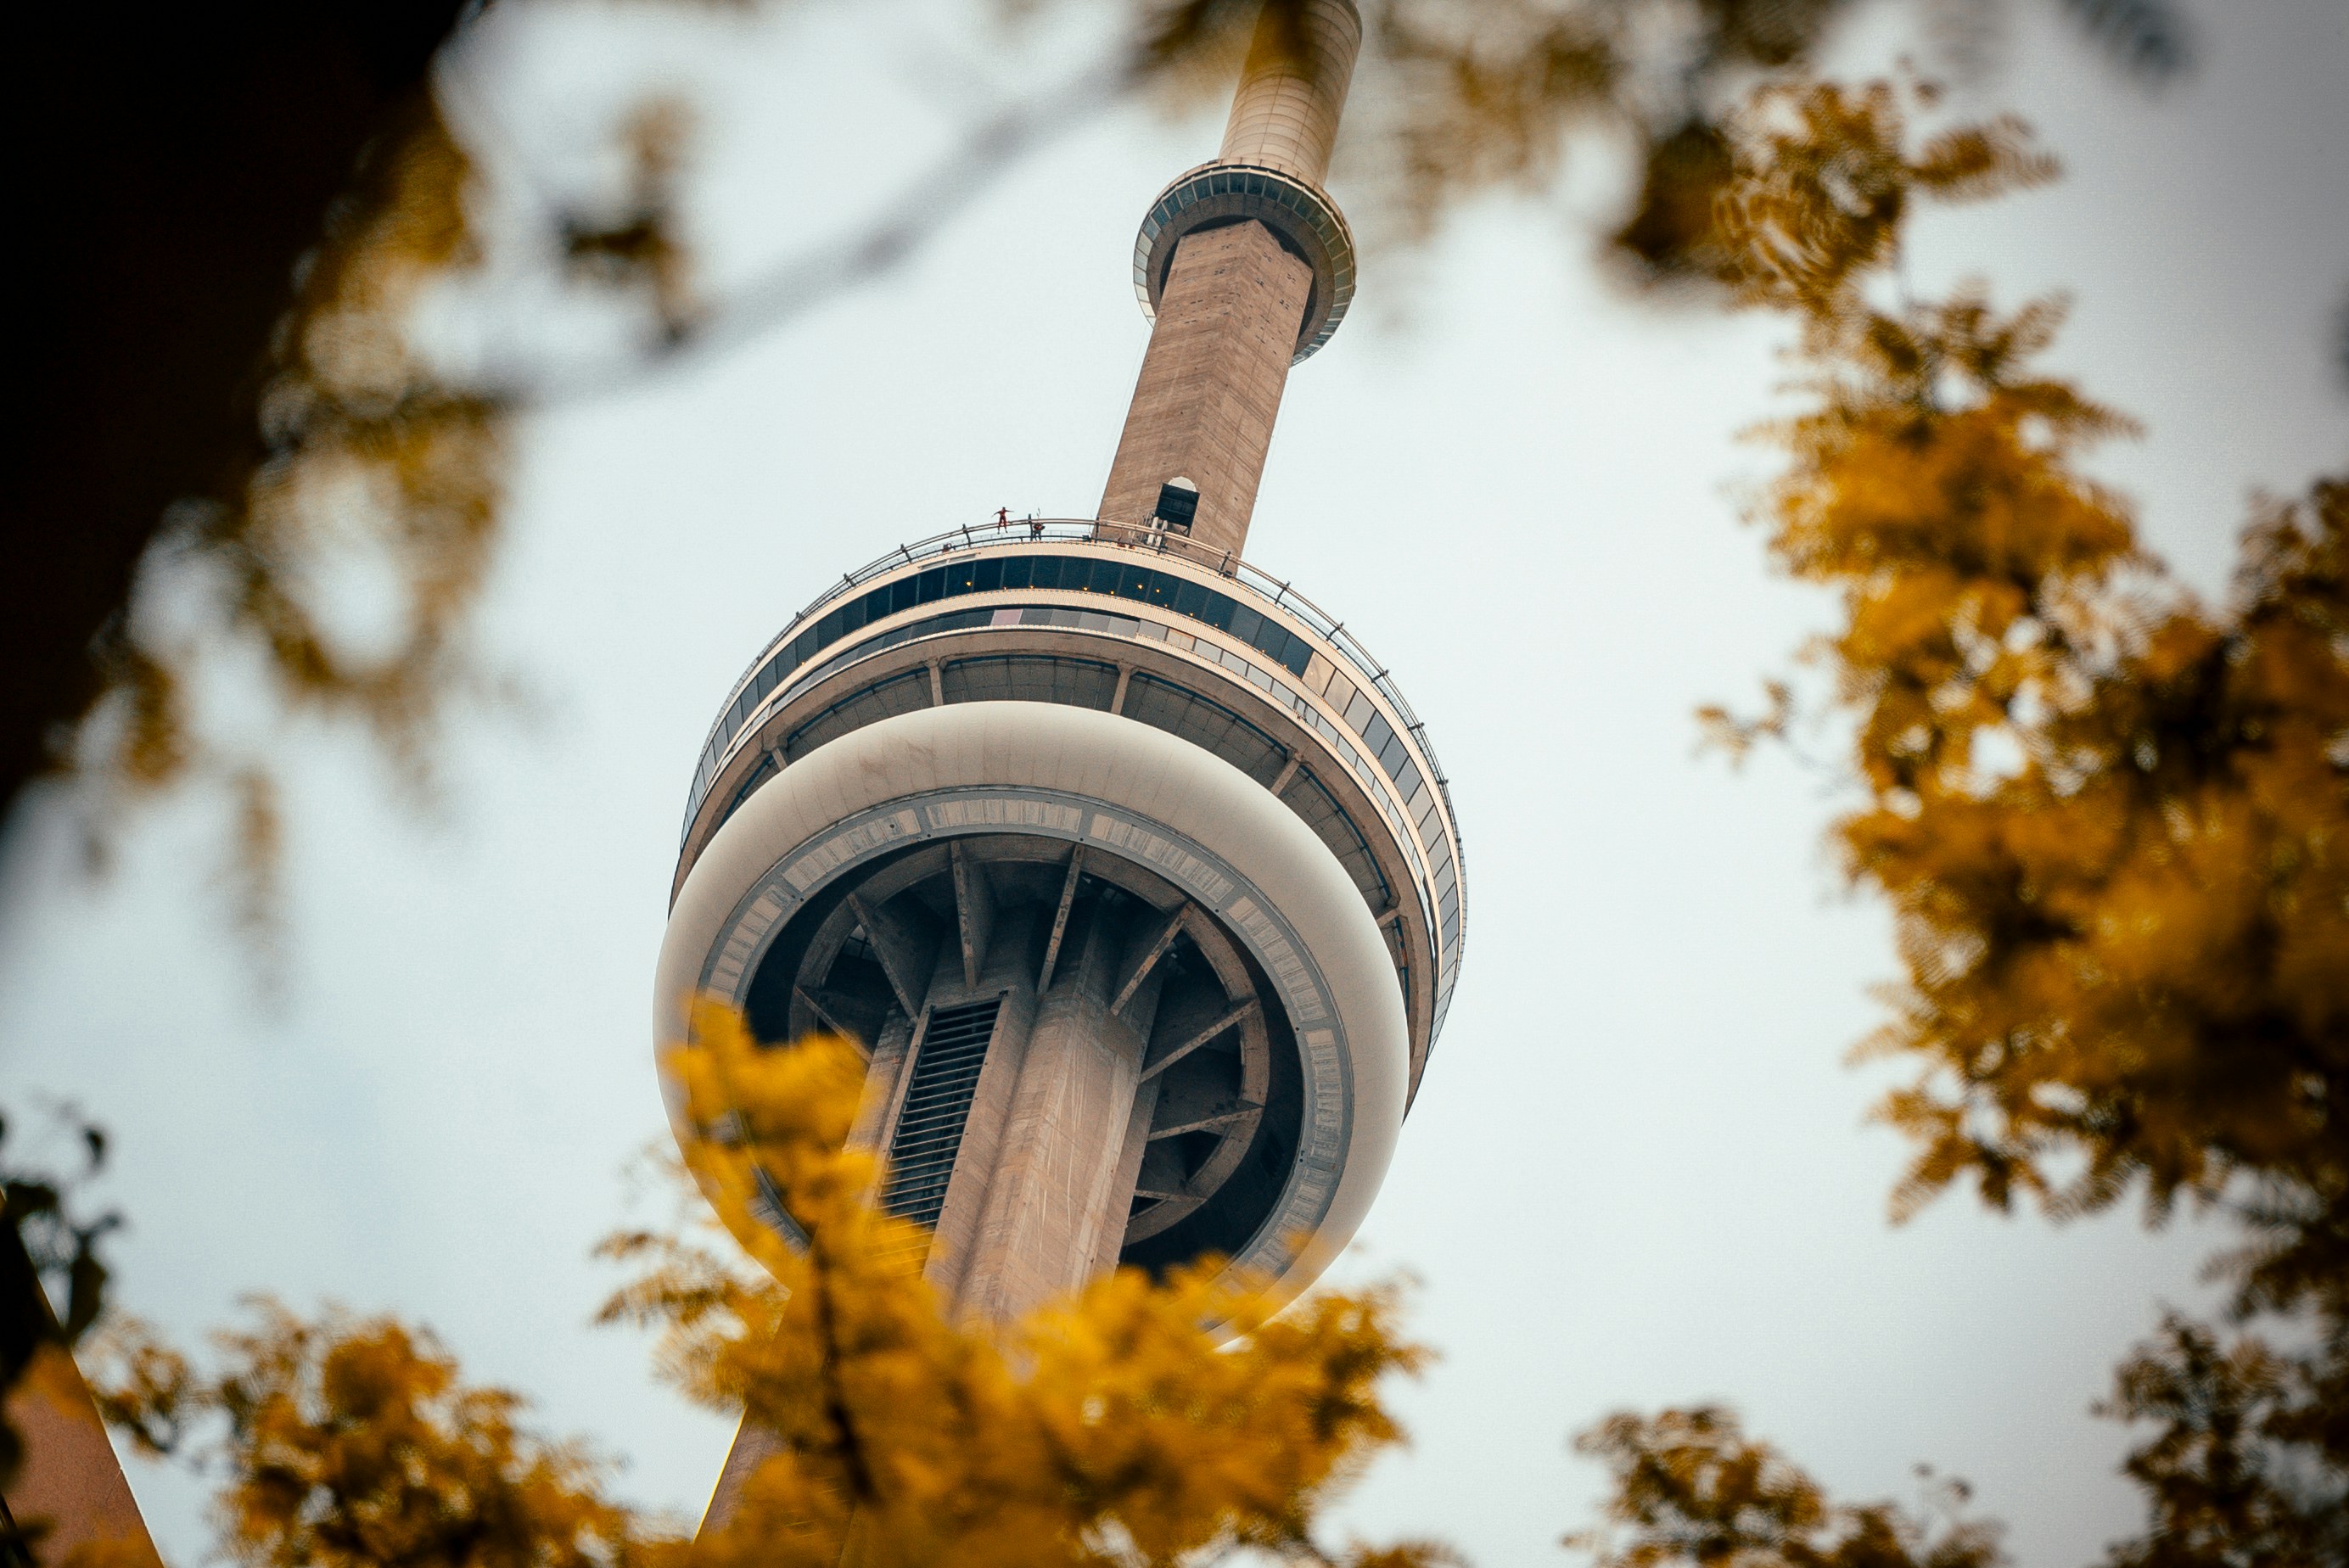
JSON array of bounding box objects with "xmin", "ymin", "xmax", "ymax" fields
[
  {"xmin": 4, "ymin": 2, "xmax": 474, "ymax": 843},
  {"xmin": 2, "ymin": 0, "xmax": 2195, "ymax": 905}
]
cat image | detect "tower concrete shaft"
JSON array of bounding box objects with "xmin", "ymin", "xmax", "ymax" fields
[
  {"xmin": 664, "ymin": 0, "xmax": 1463, "ymax": 1538},
  {"xmin": 1098, "ymin": 0, "xmax": 1361, "ymax": 557},
  {"xmin": 1217, "ymin": 0, "xmax": 1362, "ymax": 186}
]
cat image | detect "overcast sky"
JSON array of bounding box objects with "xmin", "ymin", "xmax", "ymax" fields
[{"xmin": 4, "ymin": 0, "xmax": 2346, "ymax": 1562}]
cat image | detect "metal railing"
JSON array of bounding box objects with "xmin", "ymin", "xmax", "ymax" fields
[{"xmin": 704, "ymin": 518, "xmax": 1461, "ymax": 833}]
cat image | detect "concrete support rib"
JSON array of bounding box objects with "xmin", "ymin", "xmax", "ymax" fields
[
  {"xmin": 1097, "ymin": 0, "xmax": 1361, "ymax": 558},
  {"xmin": 948, "ymin": 903, "xmax": 1168, "ymax": 1323}
]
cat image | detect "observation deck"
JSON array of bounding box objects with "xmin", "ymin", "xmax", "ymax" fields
[
  {"xmin": 673, "ymin": 518, "xmax": 1465, "ymax": 1078},
  {"xmin": 658, "ymin": 517, "xmax": 1468, "ymax": 1321}
]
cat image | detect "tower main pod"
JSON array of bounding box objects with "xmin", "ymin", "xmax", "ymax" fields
[{"xmin": 656, "ymin": 0, "xmax": 1463, "ymax": 1519}]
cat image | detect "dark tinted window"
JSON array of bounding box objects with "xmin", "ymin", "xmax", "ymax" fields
[
  {"xmin": 709, "ymin": 552, "xmax": 1394, "ymax": 820},
  {"xmin": 1123, "ymin": 675, "xmax": 1285, "ymax": 786},
  {"xmin": 943, "ymin": 655, "xmax": 1118, "ymax": 709}
]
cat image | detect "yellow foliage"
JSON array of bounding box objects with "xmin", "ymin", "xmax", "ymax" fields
[
  {"xmin": 1568, "ymin": 1407, "xmax": 2002, "ymax": 1568},
  {"xmin": 87, "ymin": 1004, "xmax": 1441, "ymax": 1568},
  {"xmin": 1711, "ymin": 82, "xmax": 2349, "ymax": 1341},
  {"xmin": 85, "ymin": 1306, "xmax": 648, "ymax": 1568},
  {"xmin": 619, "ymin": 1001, "xmax": 1440, "ymax": 1567},
  {"xmin": 1657, "ymin": 68, "xmax": 2349, "ymax": 1568}
]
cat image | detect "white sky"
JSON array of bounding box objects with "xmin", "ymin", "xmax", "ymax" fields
[{"xmin": 4, "ymin": 0, "xmax": 2346, "ymax": 1562}]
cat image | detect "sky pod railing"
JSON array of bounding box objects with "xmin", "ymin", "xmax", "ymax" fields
[{"xmin": 687, "ymin": 518, "xmax": 1461, "ymax": 859}]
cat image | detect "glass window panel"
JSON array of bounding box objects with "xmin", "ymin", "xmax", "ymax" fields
[
  {"xmin": 841, "ymin": 598, "xmax": 868, "ymax": 635},
  {"xmin": 1229, "ymin": 605, "xmax": 1263, "ymax": 647},
  {"xmin": 890, "ymin": 578, "xmax": 919, "ymax": 614},
  {"xmin": 1146, "ymin": 570, "xmax": 1176, "ymax": 606},
  {"xmin": 1394, "ymin": 760, "xmax": 1422, "ymax": 801},
  {"xmin": 1202, "ymin": 592, "xmax": 1236, "ymax": 632},
  {"xmin": 1343, "ymin": 692, "xmax": 1375, "ymax": 732},
  {"xmin": 818, "ymin": 607, "xmax": 846, "ymax": 647},
  {"xmin": 916, "ymin": 568, "xmax": 945, "ymax": 603},
  {"xmin": 973, "ymin": 558, "xmax": 1003, "ymax": 592},
  {"xmin": 1173, "ymin": 580, "xmax": 1208, "ymax": 619},
  {"xmin": 1324, "ymin": 670, "xmax": 1356, "ymax": 715},
  {"xmin": 1361, "ymin": 713, "xmax": 1395, "ymax": 755},
  {"xmin": 1115, "ymin": 565, "xmax": 1149, "ymax": 602},
  {"xmin": 862, "ymin": 585, "xmax": 893, "ymax": 622},
  {"xmin": 1280, "ymin": 633, "xmax": 1312, "ymax": 676},
  {"xmin": 1001, "ymin": 557, "xmax": 1034, "ymax": 589},
  {"xmin": 1379, "ymin": 733, "xmax": 1410, "ymax": 776}
]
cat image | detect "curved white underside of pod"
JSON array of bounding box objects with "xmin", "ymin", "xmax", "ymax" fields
[{"xmin": 654, "ymin": 699, "xmax": 1407, "ymax": 1318}]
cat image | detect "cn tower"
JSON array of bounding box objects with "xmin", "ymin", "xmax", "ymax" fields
[{"xmin": 654, "ymin": 0, "xmax": 1464, "ymax": 1515}]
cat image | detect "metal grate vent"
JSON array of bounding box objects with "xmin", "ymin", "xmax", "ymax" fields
[{"xmin": 881, "ymin": 998, "xmax": 1001, "ymax": 1230}]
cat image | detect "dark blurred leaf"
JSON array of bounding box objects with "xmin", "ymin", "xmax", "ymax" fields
[{"xmin": 2060, "ymin": 0, "xmax": 2194, "ymax": 82}]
